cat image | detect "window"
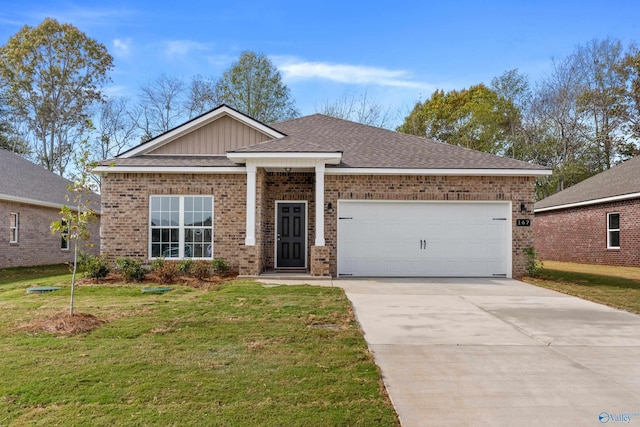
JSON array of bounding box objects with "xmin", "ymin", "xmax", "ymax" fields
[
  {"xmin": 10, "ymin": 213, "xmax": 18, "ymax": 243},
  {"xmin": 607, "ymin": 213, "xmax": 620, "ymax": 249},
  {"xmin": 150, "ymin": 195, "xmax": 213, "ymax": 259},
  {"xmin": 61, "ymin": 219, "xmax": 69, "ymax": 250}
]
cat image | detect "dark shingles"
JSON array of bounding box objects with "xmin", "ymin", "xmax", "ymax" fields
[
  {"xmin": 0, "ymin": 148, "xmax": 100, "ymax": 207},
  {"xmin": 98, "ymin": 155, "xmax": 236, "ymax": 167},
  {"xmin": 535, "ymin": 156, "xmax": 640, "ymax": 210}
]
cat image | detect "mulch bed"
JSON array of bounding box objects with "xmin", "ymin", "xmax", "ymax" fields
[{"xmin": 17, "ymin": 312, "xmax": 106, "ymax": 336}]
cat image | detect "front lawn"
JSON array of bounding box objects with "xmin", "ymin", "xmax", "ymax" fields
[
  {"xmin": 524, "ymin": 260, "xmax": 640, "ymax": 314},
  {"xmin": 0, "ymin": 265, "xmax": 398, "ymax": 426}
]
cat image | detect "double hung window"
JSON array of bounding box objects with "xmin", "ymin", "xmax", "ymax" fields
[
  {"xmin": 10, "ymin": 213, "xmax": 18, "ymax": 243},
  {"xmin": 607, "ymin": 213, "xmax": 620, "ymax": 249},
  {"xmin": 150, "ymin": 196, "xmax": 213, "ymax": 259}
]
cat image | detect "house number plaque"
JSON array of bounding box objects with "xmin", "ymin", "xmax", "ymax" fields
[{"xmin": 516, "ymin": 219, "xmax": 531, "ymax": 227}]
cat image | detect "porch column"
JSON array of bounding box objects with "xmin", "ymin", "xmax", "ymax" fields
[
  {"xmin": 315, "ymin": 163, "xmax": 325, "ymax": 246},
  {"xmin": 245, "ymin": 163, "xmax": 256, "ymax": 246}
]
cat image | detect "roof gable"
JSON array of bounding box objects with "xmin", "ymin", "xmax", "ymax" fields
[
  {"xmin": 535, "ymin": 155, "xmax": 640, "ymax": 211},
  {"xmin": 120, "ymin": 104, "xmax": 285, "ymax": 158}
]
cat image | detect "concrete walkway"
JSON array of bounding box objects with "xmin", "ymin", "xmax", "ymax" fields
[{"xmin": 260, "ymin": 277, "xmax": 640, "ymax": 426}]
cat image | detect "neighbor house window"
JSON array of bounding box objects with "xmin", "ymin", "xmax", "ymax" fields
[
  {"xmin": 149, "ymin": 195, "xmax": 213, "ymax": 259},
  {"xmin": 61, "ymin": 219, "xmax": 69, "ymax": 250},
  {"xmin": 10, "ymin": 213, "xmax": 18, "ymax": 243},
  {"xmin": 607, "ymin": 213, "xmax": 620, "ymax": 249}
]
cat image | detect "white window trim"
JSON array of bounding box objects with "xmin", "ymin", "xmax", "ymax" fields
[
  {"xmin": 149, "ymin": 195, "xmax": 214, "ymax": 260},
  {"xmin": 10, "ymin": 212, "xmax": 18, "ymax": 243},
  {"xmin": 61, "ymin": 219, "xmax": 70, "ymax": 250},
  {"xmin": 607, "ymin": 212, "xmax": 620, "ymax": 249}
]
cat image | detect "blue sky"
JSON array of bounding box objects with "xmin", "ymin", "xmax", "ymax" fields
[{"xmin": 1, "ymin": 0, "xmax": 639, "ymax": 126}]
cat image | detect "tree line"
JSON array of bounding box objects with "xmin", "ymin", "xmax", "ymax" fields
[
  {"xmin": 1, "ymin": 19, "xmax": 638, "ymax": 200},
  {"xmin": 398, "ymin": 38, "xmax": 640, "ymax": 199}
]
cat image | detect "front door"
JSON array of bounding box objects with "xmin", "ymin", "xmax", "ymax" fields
[{"xmin": 276, "ymin": 202, "xmax": 306, "ymax": 268}]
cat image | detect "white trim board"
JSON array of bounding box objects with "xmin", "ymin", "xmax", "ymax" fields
[
  {"xmin": 0, "ymin": 194, "xmax": 102, "ymax": 215},
  {"xmin": 535, "ymin": 192, "xmax": 640, "ymax": 213}
]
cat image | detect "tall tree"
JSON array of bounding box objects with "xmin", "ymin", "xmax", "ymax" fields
[
  {"xmin": 215, "ymin": 51, "xmax": 298, "ymax": 123},
  {"xmin": 572, "ymin": 38, "xmax": 629, "ymax": 169},
  {"xmin": 0, "ymin": 18, "xmax": 113, "ymax": 175},
  {"xmin": 397, "ymin": 84, "xmax": 521, "ymax": 154},
  {"xmin": 185, "ymin": 75, "xmax": 218, "ymax": 119},
  {"xmin": 134, "ymin": 74, "xmax": 185, "ymax": 139},
  {"xmin": 316, "ymin": 90, "xmax": 395, "ymax": 129},
  {"xmin": 94, "ymin": 96, "xmax": 138, "ymax": 159}
]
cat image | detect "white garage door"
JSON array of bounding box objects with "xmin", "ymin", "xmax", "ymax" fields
[{"xmin": 337, "ymin": 201, "xmax": 511, "ymax": 277}]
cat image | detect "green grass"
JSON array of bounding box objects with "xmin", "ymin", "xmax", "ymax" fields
[
  {"xmin": 524, "ymin": 261, "xmax": 640, "ymax": 314},
  {"xmin": 0, "ymin": 265, "xmax": 398, "ymax": 426}
]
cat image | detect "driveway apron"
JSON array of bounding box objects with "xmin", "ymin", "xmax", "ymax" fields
[{"xmin": 334, "ymin": 278, "xmax": 640, "ymax": 427}]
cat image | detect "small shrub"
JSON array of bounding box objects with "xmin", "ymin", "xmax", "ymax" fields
[
  {"xmin": 150, "ymin": 257, "xmax": 165, "ymax": 271},
  {"xmin": 192, "ymin": 260, "xmax": 211, "ymax": 280},
  {"xmin": 178, "ymin": 258, "xmax": 193, "ymax": 274},
  {"xmin": 82, "ymin": 255, "xmax": 110, "ymax": 280},
  {"xmin": 155, "ymin": 262, "xmax": 179, "ymax": 284},
  {"xmin": 115, "ymin": 257, "xmax": 148, "ymax": 282},
  {"xmin": 212, "ymin": 258, "xmax": 229, "ymax": 276},
  {"xmin": 524, "ymin": 246, "xmax": 543, "ymax": 277}
]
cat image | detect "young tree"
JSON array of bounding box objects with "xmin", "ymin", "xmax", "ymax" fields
[
  {"xmin": 0, "ymin": 18, "xmax": 113, "ymax": 176},
  {"xmin": 215, "ymin": 51, "xmax": 298, "ymax": 123},
  {"xmin": 51, "ymin": 142, "xmax": 98, "ymax": 316}
]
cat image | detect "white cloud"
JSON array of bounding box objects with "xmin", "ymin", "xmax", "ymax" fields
[
  {"xmin": 113, "ymin": 38, "xmax": 132, "ymax": 57},
  {"xmin": 163, "ymin": 40, "xmax": 210, "ymax": 58},
  {"xmin": 273, "ymin": 57, "xmax": 432, "ymax": 90}
]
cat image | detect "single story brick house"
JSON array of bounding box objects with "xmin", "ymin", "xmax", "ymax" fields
[
  {"xmin": 0, "ymin": 148, "xmax": 100, "ymax": 268},
  {"xmin": 534, "ymin": 155, "xmax": 640, "ymax": 267},
  {"xmin": 94, "ymin": 105, "xmax": 550, "ymax": 278}
]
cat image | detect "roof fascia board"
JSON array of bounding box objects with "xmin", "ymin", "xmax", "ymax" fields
[
  {"xmin": 0, "ymin": 194, "xmax": 101, "ymax": 214},
  {"xmin": 92, "ymin": 166, "xmax": 246, "ymax": 174},
  {"xmin": 534, "ymin": 191, "xmax": 640, "ymax": 213},
  {"xmin": 325, "ymin": 167, "xmax": 552, "ymax": 176},
  {"xmin": 120, "ymin": 106, "xmax": 285, "ymax": 158}
]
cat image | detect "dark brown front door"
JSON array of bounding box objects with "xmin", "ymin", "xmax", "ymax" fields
[{"xmin": 277, "ymin": 202, "xmax": 306, "ymax": 268}]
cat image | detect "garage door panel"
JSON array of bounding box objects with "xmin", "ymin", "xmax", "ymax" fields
[{"xmin": 338, "ymin": 201, "xmax": 510, "ymax": 277}]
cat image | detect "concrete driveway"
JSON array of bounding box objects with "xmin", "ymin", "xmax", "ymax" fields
[{"xmin": 332, "ymin": 278, "xmax": 640, "ymax": 426}]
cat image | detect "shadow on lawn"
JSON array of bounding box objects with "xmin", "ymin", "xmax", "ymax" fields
[{"xmin": 537, "ymin": 268, "xmax": 640, "ymax": 290}]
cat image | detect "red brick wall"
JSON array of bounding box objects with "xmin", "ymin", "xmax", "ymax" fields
[
  {"xmin": 100, "ymin": 173, "xmax": 246, "ymax": 272},
  {"xmin": 0, "ymin": 200, "xmax": 100, "ymax": 268},
  {"xmin": 100, "ymin": 172, "xmax": 537, "ymax": 278},
  {"xmin": 534, "ymin": 199, "xmax": 640, "ymax": 266}
]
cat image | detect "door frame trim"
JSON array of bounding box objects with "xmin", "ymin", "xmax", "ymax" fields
[
  {"xmin": 274, "ymin": 200, "xmax": 309, "ymax": 270},
  {"xmin": 337, "ymin": 199, "xmax": 513, "ymax": 278}
]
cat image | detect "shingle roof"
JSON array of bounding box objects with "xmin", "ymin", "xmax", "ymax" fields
[
  {"xmin": 535, "ymin": 155, "xmax": 640, "ymax": 210},
  {"xmin": 269, "ymin": 114, "xmax": 544, "ymax": 170},
  {"xmin": 0, "ymin": 148, "xmax": 100, "ymax": 209},
  {"xmin": 99, "ymin": 155, "xmax": 236, "ymax": 167},
  {"xmin": 102, "ymin": 111, "xmax": 549, "ymax": 172}
]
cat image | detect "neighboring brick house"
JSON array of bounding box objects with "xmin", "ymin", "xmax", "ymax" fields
[
  {"xmin": 0, "ymin": 149, "xmax": 101, "ymax": 268},
  {"xmin": 94, "ymin": 105, "xmax": 550, "ymax": 278},
  {"xmin": 534, "ymin": 156, "xmax": 640, "ymax": 267}
]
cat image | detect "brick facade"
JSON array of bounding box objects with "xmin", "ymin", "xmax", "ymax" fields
[
  {"xmin": 100, "ymin": 173, "xmax": 247, "ymax": 272},
  {"xmin": 534, "ymin": 199, "xmax": 640, "ymax": 267},
  {"xmin": 100, "ymin": 171, "xmax": 536, "ymax": 278},
  {"xmin": 0, "ymin": 200, "xmax": 100, "ymax": 268}
]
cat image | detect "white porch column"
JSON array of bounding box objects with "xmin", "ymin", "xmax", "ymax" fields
[
  {"xmin": 315, "ymin": 163, "xmax": 325, "ymax": 246},
  {"xmin": 245, "ymin": 163, "xmax": 256, "ymax": 246}
]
